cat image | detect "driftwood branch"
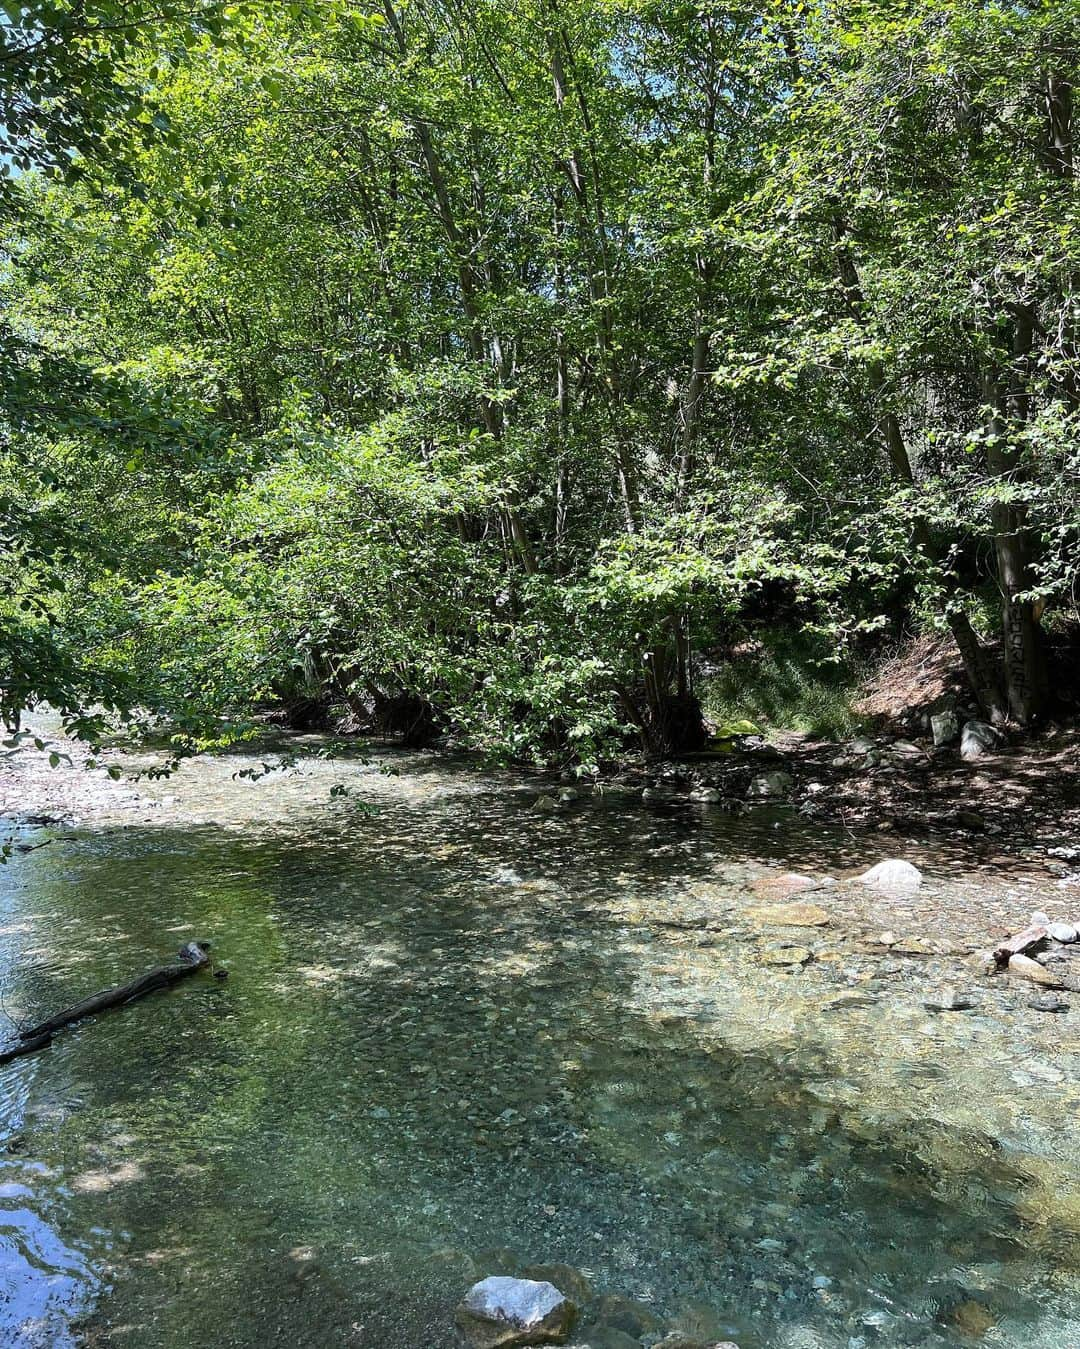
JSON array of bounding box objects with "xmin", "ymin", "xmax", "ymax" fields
[
  {"xmin": 0, "ymin": 1031, "xmax": 52, "ymax": 1065},
  {"xmin": 0, "ymin": 941, "xmax": 211, "ymax": 1065},
  {"xmin": 993, "ymin": 922, "xmax": 1047, "ymax": 965}
]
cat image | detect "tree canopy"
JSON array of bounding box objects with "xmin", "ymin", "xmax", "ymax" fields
[{"xmin": 2, "ymin": 0, "xmax": 1077, "ymax": 762}]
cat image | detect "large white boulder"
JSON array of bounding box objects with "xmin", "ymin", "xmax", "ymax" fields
[
  {"xmin": 457, "ymin": 1277, "xmax": 577, "ymax": 1348},
  {"xmin": 856, "ymin": 859, "xmax": 923, "ymax": 893}
]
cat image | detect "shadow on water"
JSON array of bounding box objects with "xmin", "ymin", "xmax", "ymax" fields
[{"xmin": 0, "ymin": 781, "xmax": 1078, "ymax": 1347}]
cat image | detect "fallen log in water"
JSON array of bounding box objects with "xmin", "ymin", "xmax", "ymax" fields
[
  {"xmin": 0, "ymin": 941, "xmax": 211, "ymax": 1065},
  {"xmin": 0, "ymin": 1031, "xmax": 52, "ymax": 1066}
]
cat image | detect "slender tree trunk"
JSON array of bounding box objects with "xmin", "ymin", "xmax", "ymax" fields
[
  {"xmin": 381, "ymin": 0, "xmax": 537, "ymax": 576},
  {"xmin": 677, "ymin": 38, "xmax": 718, "ymax": 504},
  {"xmin": 551, "ymin": 189, "xmax": 571, "ymax": 568},
  {"xmin": 1044, "ymin": 71, "xmax": 1073, "ymax": 179},
  {"xmin": 946, "ymin": 611, "xmax": 1009, "ymax": 726},
  {"xmin": 677, "ymin": 328, "xmax": 710, "ymax": 501},
  {"xmin": 982, "ymin": 359, "xmax": 1044, "ymax": 725},
  {"xmin": 547, "ymin": 0, "xmax": 638, "ymax": 533},
  {"xmin": 832, "ymin": 217, "xmax": 1010, "ymax": 720}
]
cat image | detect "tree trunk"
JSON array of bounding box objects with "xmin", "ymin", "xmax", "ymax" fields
[
  {"xmin": 639, "ymin": 636, "xmax": 707, "ymax": 757},
  {"xmin": 677, "ymin": 328, "xmax": 710, "ymax": 501},
  {"xmin": 381, "ymin": 0, "xmax": 537, "ymax": 576},
  {"xmin": 832, "ymin": 216, "xmax": 1011, "ymax": 720},
  {"xmin": 946, "ymin": 610, "xmax": 1009, "ymax": 726},
  {"xmin": 982, "ymin": 358, "xmax": 1045, "ymax": 725}
]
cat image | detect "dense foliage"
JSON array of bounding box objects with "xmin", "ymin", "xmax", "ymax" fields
[{"xmin": 2, "ymin": 0, "xmax": 1078, "ymax": 763}]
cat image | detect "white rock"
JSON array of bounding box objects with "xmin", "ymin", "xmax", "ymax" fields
[
  {"xmin": 689, "ymin": 786, "xmax": 722, "ymax": 803},
  {"xmin": 960, "ymin": 719, "xmax": 1004, "ymax": 761},
  {"xmin": 856, "ymin": 859, "xmax": 923, "ymax": 893},
  {"xmin": 457, "ymin": 1276, "xmax": 577, "ymax": 1348},
  {"xmin": 931, "ymin": 711, "xmax": 959, "ymax": 746},
  {"xmin": 1048, "ymin": 921, "xmax": 1078, "ymax": 943}
]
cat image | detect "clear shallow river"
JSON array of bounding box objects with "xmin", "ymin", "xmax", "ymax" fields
[{"xmin": 1, "ymin": 744, "xmax": 1080, "ymax": 1348}]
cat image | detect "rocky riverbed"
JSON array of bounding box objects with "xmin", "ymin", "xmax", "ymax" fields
[
  {"xmin": 2, "ymin": 721, "xmax": 1080, "ymax": 1347},
  {"xmin": 623, "ymin": 721, "xmax": 1080, "ymax": 887}
]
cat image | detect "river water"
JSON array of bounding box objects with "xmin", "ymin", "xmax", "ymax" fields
[{"xmin": 0, "ymin": 742, "xmax": 1079, "ymax": 1348}]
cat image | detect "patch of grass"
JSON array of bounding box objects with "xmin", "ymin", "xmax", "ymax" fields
[{"xmin": 700, "ymin": 632, "xmax": 866, "ymax": 740}]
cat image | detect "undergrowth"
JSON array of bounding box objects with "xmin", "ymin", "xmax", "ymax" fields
[{"xmin": 700, "ymin": 632, "xmax": 867, "ymax": 739}]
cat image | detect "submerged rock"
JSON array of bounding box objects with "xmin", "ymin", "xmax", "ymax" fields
[
  {"xmin": 587, "ymin": 1295, "xmax": 661, "ymax": 1339},
  {"xmin": 856, "ymin": 859, "xmax": 923, "ymax": 893},
  {"xmin": 944, "ymin": 1300, "xmax": 996, "ymax": 1339},
  {"xmin": 533, "ymin": 795, "xmax": 558, "ymax": 812},
  {"xmin": 663, "ymin": 1300, "xmax": 729, "ymax": 1345},
  {"xmin": 760, "ymin": 945, "xmax": 812, "ymax": 966},
  {"xmin": 746, "ymin": 771, "xmax": 792, "ymax": 800},
  {"xmin": 748, "ymin": 901, "xmax": 831, "ymax": 928},
  {"xmin": 824, "ymin": 993, "xmax": 879, "ymax": 1010},
  {"xmin": 689, "ymin": 786, "xmax": 722, "ymax": 804},
  {"xmin": 1007, "ymin": 953, "xmax": 1064, "ymax": 989},
  {"xmin": 922, "ymin": 986, "xmax": 976, "ymax": 1012},
  {"xmin": 581, "ymin": 1331, "xmax": 641, "ymax": 1349},
  {"xmin": 751, "ymin": 872, "xmax": 822, "ymax": 900},
  {"xmin": 457, "ymin": 1277, "xmax": 577, "ymax": 1348},
  {"xmin": 1027, "ymin": 992, "xmax": 1069, "ymax": 1013}
]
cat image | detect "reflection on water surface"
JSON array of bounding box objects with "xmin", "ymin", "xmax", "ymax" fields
[{"xmin": 0, "ymin": 747, "xmax": 1079, "ymax": 1347}]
